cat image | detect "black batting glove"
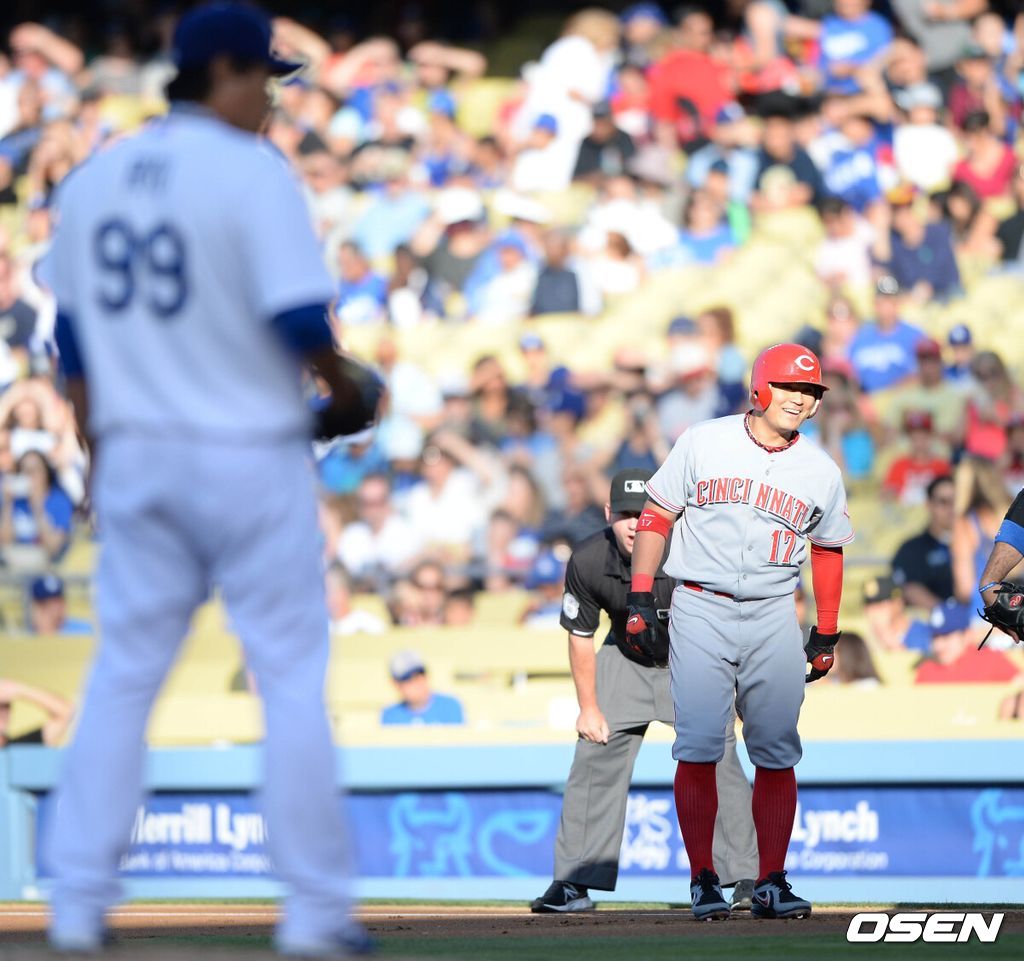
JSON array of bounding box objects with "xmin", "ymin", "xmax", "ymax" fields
[
  {"xmin": 625, "ymin": 591, "xmax": 659, "ymax": 661},
  {"xmin": 805, "ymin": 627, "xmax": 840, "ymax": 683}
]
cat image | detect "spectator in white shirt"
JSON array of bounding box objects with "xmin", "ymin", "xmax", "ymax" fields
[
  {"xmin": 815, "ymin": 196, "xmax": 875, "ymax": 292},
  {"xmin": 337, "ymin": 473, "xmax": 423, "ymax": 588},
  {"xmin": 473, "ymin": 231, "xmax": 538, "ymax": 324},
  {"xmin": 892, "ymin": 83, "xmax": 958, "ymax": 193},
  {"xmin": 326, "ymin": 563, "xmax": 387, "ymax": 636}
]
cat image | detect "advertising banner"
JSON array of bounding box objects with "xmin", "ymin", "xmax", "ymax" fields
[{"xmin": 33, "ymin": 787, "xmax": 1024, "ymax": 879}]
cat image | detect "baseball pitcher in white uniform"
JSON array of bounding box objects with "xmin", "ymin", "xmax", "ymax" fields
[
  {"xmin": 624, "ymin": 344, "xmax": 852, "ymax": 921},
  {"xmin": 42, "ymin": 5, "xmax": 372, "ymax": 955}
]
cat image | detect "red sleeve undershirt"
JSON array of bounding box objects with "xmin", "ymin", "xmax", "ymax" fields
[{"xmin": 810, "ymin": 542, "xmax": 843, "ymax": 635}]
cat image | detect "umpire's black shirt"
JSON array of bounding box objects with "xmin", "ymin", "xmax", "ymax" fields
[{"xmin": 558, "ymin": 527, "xmax": 675, "ymax": 669}]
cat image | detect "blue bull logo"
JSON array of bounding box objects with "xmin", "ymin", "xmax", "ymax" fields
[
  {"xmin": 387, "ymin": 793, "xmax": 554, "ymax": 877},
  {"xmin": 971, "ymin": 790, "xmax": 1024, "ymax": 877}
]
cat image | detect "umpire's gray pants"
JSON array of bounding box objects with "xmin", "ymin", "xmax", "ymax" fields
[{"xmin": 553, "ymin": 643, "xmax": 759, "ymax": 890}]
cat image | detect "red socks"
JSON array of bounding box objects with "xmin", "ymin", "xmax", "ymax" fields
[
  {"xmin": 674, "ymin": 761, "xmax": 718, "ymax": 878},
  {"xmin": 752, "ymin": 766, "xmax": 797, "ymax": 879}
]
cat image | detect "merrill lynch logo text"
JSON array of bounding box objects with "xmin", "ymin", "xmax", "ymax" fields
[{"xmin": 847, "ymin": 913, "xmax": 1003, "ymax": 943}]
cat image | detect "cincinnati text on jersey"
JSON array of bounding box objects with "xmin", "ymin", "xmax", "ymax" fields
[{"xmin": 694, "ymin": 477, "xmax": 811, "ymax": 531}]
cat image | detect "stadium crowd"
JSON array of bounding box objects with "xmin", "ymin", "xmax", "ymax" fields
[{"xmin": 1, "ymin": 2, "xmax": 1024, "ymax": 697}]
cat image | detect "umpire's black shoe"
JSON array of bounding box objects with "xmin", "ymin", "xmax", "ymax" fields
[
  {"xmin": 529, "ymin": 880, "xmax": 595, "ymax": 913},
  {"xmin": 689, "ymin": 869, "xmax": 731, "ymax": 921},
  {"xmin": 751, "ymin": 870, "xmax": 812, "ymax": 919}
]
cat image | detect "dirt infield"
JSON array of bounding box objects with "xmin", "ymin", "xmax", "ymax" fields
[{"xmin": 2, "ymin": 903, "xmax": 1023, "ymax": 959}]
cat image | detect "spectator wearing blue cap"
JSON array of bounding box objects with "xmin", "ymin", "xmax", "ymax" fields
[
  {"xmin": 27, "ymin": 574, "xmax": 91, "ymax": 635},
  {"xmin": 521, "ymin": 550, "xmax": 568, "ymax": 628},
  {"xmin": 915, "ymin": 600, "xmax": 1020, "ymax": 683},
  {"xmin": 686, "ymin": 103, "xmax": 761, "ymax": 205},
  {"xmin": 945, "ymin": 323, "xmax": 975, "ymax": 385},
  {"xmin": 416, "ymin": 89, "xmax": 474, "ymax": 188},
  {"xmin": 473, "ymin": 230, "xmax": 538, "ymax": 324},
  {"xmin": 512, "ymin": 113, "xmax": 571, "ymax": 193},
  {"xmin": 620, "ymin": 3, "xmax": 669, "ymax": 69},
  {"xmin": 381, "ymin": 650, "xmax": 465, "ymax": 725}
]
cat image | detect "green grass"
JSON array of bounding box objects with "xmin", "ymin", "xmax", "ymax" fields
[{"xmin": 373, "ymin": 934, "xmax": 1024, "ymax": 961}]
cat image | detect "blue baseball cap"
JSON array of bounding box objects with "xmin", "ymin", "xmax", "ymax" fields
[
  {"xmin": 929, "ymin": 600, "xmax": 972, "ymax": 637},
  {"xmin": 534, "ymin": 113, "xmax": 559, "ymax": 135},
  {"xmin": 495, "ymin": 230, "xmax": 529, "ymax": 258},
  {"xmin": 525, "ymin": 551, "xmax": 565, "ymax": 589},
  {"xmin": 31, "ymin": 574, "xmax": 65, "ymax": 602},
  {"xmin": 715, "ymin": 102, "xmax": 745, "ymax": 126},
  {"xmin": 948, "ymin": 323, "xmax": 972, "ymax": 346},
  {"xmin": 172, "ymin": 3, "xmax": 303, "ymax": 76},
  {"xmin": 668, "ymin": 315, "xmax": 697, "ymax": 336},
  {"xmin": 389, "ymin": 650, "xmax": 427, "ymax": 682},
  {"xmin": 427, "ymin": 89, "xmax": 457, "ymax": 118},
  {"xmin": 545, "ymin": 386, "xmax": 586, "ymax": 422},
  {"xmin": 621, "ymin": 3, "xmax": 668, "ymax": 25}
]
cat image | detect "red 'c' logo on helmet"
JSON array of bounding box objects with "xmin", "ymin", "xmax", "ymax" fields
[{"xmin": 794, "ymin": 354, "xmax": 816, "ymax": 372}]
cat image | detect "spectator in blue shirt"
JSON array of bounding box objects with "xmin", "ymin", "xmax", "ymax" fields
[
  {"xmin": 819, "ymin": 110, "xmax": 887, "ymax": 213},
  {"xmin": 887, "ymin": 196, "xmax": 961, "ymax": 302},
  {"xmin": 27, "ymin": 574, "xmax": 92, "ymax": 635},
  {"xmin": 686, "ymin": 102, "xmax": 760, "ymax": 204},
  {"xmin": 846, "ymin": 275, "xmax": 927, "ymax": 393},
  {"xmin": 335, "ymin": 241, "xmax": 388, "ymax": 326},
  {"xmin": 818, "ymin": 0, "xmax": 893, "ymax": 95},
  {"xmin": 0, "ymin": 450, "xmax": 73, "ymax": 562},
  {"xmin": 381, "ymin": 650, "xmax": 466, "ymax": 725}
]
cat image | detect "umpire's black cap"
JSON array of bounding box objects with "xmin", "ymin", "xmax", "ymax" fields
[{"xmin": 609, "ymin": 468, "xmax": 654, "ymax": 514}]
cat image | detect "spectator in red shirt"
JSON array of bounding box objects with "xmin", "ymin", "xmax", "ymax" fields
[
  {"xmin": 648, "ymin": 6, "xmax": 731, "ymax": 151},
  {"xmin": 883, "ymin": 410, "xmax": 951, "ymax": 506},
  {"xmin": 948, "ymin": 43, "xmax": 1014, "ymax": 137},
  {"xmin": 915, "ymin": 600, "xmax": 1021, "ymax": 684},
  {"xmin": 953, "ymin": 111, "xmax": 1017, "ymax": 202}
]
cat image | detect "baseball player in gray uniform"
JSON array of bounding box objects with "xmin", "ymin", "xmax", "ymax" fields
[
  {"xmin": 624, "ymin": 344, "xmax": 852, "ymax": 921},
  {"xmin": 531, "ymin": 469, "xmax": 759, "ymax": 914}
]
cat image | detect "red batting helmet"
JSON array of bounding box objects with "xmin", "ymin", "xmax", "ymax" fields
[{"xmin": 749, "ymin": 343, "xmax": 828, "ymax": 413}]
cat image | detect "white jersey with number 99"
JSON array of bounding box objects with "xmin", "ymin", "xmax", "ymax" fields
[{"xmin": 42, "ymin": 107, "xmax": 335, "ymax": 441}]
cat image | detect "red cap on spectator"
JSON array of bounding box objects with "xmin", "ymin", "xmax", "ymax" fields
[
  {"xmin": 903, "ymin": 410, "xmax": 933, "ymax": 432},
  {"xmin": 915, "ymin": 338, "xmax": 942, "ymax": 358}
]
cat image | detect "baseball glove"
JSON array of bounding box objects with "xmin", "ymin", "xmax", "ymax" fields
[
  {"xmin": 312, "ymin": 354, "xmax": 385, "ymax": 440},
  {"xmin": 978, "ymin": 581, "xmax": 1024, "ymax": 647},
  {"xmin": 805, "ymin": 627, "xmax": 839, "ymax": 683}
]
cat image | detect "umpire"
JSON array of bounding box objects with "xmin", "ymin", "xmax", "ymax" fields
[{"xmin": 530, "ymin": 468, "xmax": 759, "ymax": 913}]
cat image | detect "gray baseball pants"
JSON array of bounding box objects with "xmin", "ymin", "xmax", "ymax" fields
[{"xmin": 553, "ymin": 642, "xmax": 759, "ymax": 890}]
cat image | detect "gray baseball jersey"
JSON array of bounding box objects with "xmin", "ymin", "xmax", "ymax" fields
[{"xmin": 645, "ymin": 414, "xmax": 853, "ymax": 599}]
